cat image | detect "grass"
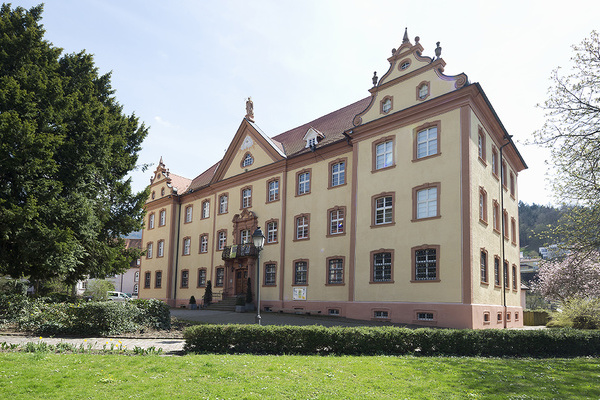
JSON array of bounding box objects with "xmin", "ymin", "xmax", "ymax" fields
[{"xmin": 0, "ymin": 353, "xmax": 598, "ymax": 399}]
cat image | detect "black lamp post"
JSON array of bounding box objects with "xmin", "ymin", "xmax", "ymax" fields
[{"xmin": 252, "ymin": 227, "xmax": 265, "ymax": 325}]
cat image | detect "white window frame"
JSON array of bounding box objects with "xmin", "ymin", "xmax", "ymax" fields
[
  {"xmin": 185, "ymin": 206, "xmax": 192, "ymax": 223},
  {"xmin": 242, "ymin": 188, "xmax": 252, "ymax": 208},
  {"xmin": 296, "ymin": 216, "xmax": 309, "ymax": 240},
  {"xmin": 331, "ymin": 161, "xmax": 345, "ymax": 187},
  {"xmin": 157, "ymin": 240, "xmax": 164, "ymax": 257},
  {"xmin": 267, "ymin": 221, "xmax": 278, "ymax": 243},
  {"xmin": 416, "ymin": 127, "xmax": 438, "ymax": 159},
  {"xmin": 219, "ymin": 195, "xmax": 228, "ymax": 214},
  {"xmin": 242, "ymin": 153, "xmax": 253, "ymax": 167},
  {"xmin": 373, "ymin": 252, "xmax": 392, "ymax": 282},
  {"xmin": 416, "ymin": 187, "xmax": 437, "ymax": 219},
  {"xmin": 294, "ymin": 261, "xmax": 308, "ymax": 285},
  {"xmin": 375, "ymin": 196, "xmax": 393, "ymax": 225},
  {"xmin": 202, "ymin": 201, "xmax": 210, "ymax": 219},
  {"xmin": 328, "ymin": 258, "xmax": 344, "ymax": 284},
  {"xmin": 159, "ymin": 210, "xmax": 166, "ymax": 226},
  {"xmin": 183, "ymin": 238, "xmax": 191, "ymax": 255},
  {"xmin": 298, "ymin": 172, "xmax": 310, "ymax": 195},
  {"xmin": 200, "ymin": 235, "xmax": 208, "ymax": 253},
  {"xmin": 330, "ymin": 209, "xmax": 344, "ymax": 235},
  {"xmin": 240, "ymin": 229, "xmax": 250, "ymax": 244},
  {"xmin": 268, "ymin": 180, "xmax": 279, "ymax": 202},
  {"xmin": 375, "ymin": 141, "xmax": 393, "ymax": 170},
  {"xmin": 218, "ymin": 231, "xmax": 227, "ymax": 250},
  {"xmin": 415, "ymin": 248, "xmax": 437, "ymax": 281}
]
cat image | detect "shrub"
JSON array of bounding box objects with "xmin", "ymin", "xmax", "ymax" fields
[
  {"xmin": 549, "ymin": 297, "xmax": 600, "ymax": 329},
  {"xmin": 183, "ymin": 324, "xmax": 600, "ymax": 357},
  {"xmin": 132, "ymin": 298, "xmax": 171, "ymax": 330},
  {"xmin": 83, "ymin": 279, "xmax": 115, "ymax": 301}
]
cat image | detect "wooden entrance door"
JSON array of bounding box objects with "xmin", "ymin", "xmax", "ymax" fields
[{"xmin": 235, "ymin": 269, "xmax": 248, "ymax": 294}]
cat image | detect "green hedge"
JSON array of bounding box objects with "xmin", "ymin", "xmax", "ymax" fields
[
  {"xmin": 2, "ymin": 297, "xmax": 171, "ymax": 336},
  {"xmin": 183, "ymin": 325, "xmax": 600, "ymax": 357}
]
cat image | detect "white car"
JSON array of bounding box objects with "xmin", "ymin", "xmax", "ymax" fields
[{"xmin": 107, "ymin": 291, "xmax": 132, "ymax": 301}]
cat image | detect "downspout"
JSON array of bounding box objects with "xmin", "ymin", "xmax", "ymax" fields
[
  {"xmin": 172, "ymin": 196, "xmax": 182, "ymax": 305},
  {"xmin": 499, "ymin": 136, "xmax": 511, "ymax": 329}
]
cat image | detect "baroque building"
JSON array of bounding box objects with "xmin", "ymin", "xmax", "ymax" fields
[{"xmin": 139, "ymin": 31, "xmax": 526, "ymax": 328}]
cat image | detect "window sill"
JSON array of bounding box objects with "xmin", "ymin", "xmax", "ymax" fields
[
  {"xmin": 292, "ymin": 283, "xmax": 308, "ymax": 287},
  {"xmin": 326, "ymin": 232, "xmax": 346, "ymax": 238},
  {"xmin": 478, "ymin": 157, "xmax": 487, "ymax": 167},
  {"xmin": 328, "ymin": 183, "xmax": 348, "ymax": 190},
  {"xmin": 371, "ymin": 222, "xmax": 395, "ymax": 229},
  {"xmin": 325, "ymin": 283, "xmax": 346, "ymax": 287},
  {"xmin": 479, "ymin": 219, "xmax": 488, "ymax": 226},
  {"xmin": 410, "ymin": 279, "xmax": 441, "ymax": 283},
  {"xmin": 292, "ymin": 237, "xmax": 310, "ymax": 242},
  {"xmin": 412, "ymin": 152, "xmax": 442, "ymax": 163},
  {"xmin": 480, "ymin": 281, "xmax": 489, "ymax": 286},
  {"xmin": 369, "ymin": 280, "xmax": 395, "ymax": 284},
  {"xmin": 371, "ymin": 164, "xmax": 396, "ymax": 174},
  {"xmin": 411, "ymin": 215, "xmax": 441, "ymax": 222}
]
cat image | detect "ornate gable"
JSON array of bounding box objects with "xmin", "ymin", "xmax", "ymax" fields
[{"xmin": 354, "ymin": 29, "xmax": 469, "ymax": 126}]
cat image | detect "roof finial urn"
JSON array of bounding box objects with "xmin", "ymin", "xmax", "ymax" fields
[
  {"xmin": 372, "ymin": 71, "xmax": 378, "ymax": 86},
  {"xmin": 245, "ymin": 97, "xmax": 254, "ymax": 122},
  {"xmin": 435, "ymin": 41, "xmax": 442, "ymax": 59}
]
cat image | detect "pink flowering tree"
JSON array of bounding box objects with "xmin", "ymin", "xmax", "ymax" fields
[{"xmin": 532, "ymin": 251, "xmax": 600, "ymax": 302}]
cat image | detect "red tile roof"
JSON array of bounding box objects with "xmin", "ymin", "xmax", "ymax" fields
[
  {"xmin": 184, "ymin": 96, "xmax": 370, "ymax": 192},
  {"xmin": 167, "ymin": 172, "xmax": 192, "ymax": 194}
]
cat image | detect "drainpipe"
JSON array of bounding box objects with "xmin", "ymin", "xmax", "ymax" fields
[
  {"xmin": 172, "ymin": 196, "xmax": 182, "ymax": 305},
  {"xmin": 499, "ymin": 136, "xmax": 511, "ymax": 329}
]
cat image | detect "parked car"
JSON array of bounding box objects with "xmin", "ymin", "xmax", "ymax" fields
[{"xmin": 107, "ymin": 291, "xmax": 132, "ymax": 301}]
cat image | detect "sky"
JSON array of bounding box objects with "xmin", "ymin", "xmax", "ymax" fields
[{"xmin": 11, "ymin": 0, "xmax": 600, "ymax": 205}]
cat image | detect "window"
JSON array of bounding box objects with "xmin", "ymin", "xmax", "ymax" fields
[
  {"xmin": 503, "ymin": 210, "xmax": 509, "ymax": 239},
  {"xmin": 327, "ymin": 258, "xmax": 344, "ymax": 284},
  {"xmin": 484, "ymin": 312, "xmax": 491, "ymax": 323},
  {"xmin": 242, "ymin": 153, "xmax": 253, "ymax": 167},
  {"xmin": 146, "ymin": 242, "xmax": 153, "ymax": 259},
  {"xmin": 510, "ymin": 171, "xmax": 516, "ymax": 197},
  {"xmin": 374, "ymin": 194, "xmax": 393, "ymax": 226},
  {"xmin": 415, "ymin": 185, "xmax": 439, "ymax": 220},
  {"xmin": 241, "ymin": 187, "xmax": 252, "ymax": 208},
  {"xmin": 202, "ymin": 200, "xmax": 210, "ymax": 219},
  {"xmin": 493, "ymin": 200, "xmax": 500, "ymax": 232},
  {"xmin": 478, "ymin": 128, "xmax": 486, "ymax": 162},
  {"xmin": 148, "ymin": 213, "xmax": 155, "ymax": 229},
  {"xmin": 512, "ymin": 264, "xmax": 518, "ymax": 290},
  {"xmin": 497, "ymin": 313, "xmax": 503, "ymax": 323},
  {"xmin": 198, "ymin": 269, "xmax": 207, "ymax": 287},
  {"xmin": 159, "ymin": 209, "xmax": 166, "ymax": 226},
  {"xmin": 297, "ymin": 170, "xmax": 311, "ymax": 195},
  {"xmin": 374, "ymin": 310, "xmax": 389, "ymax": 319},
  {"xmin": 219, "ymin": 194, "xmax": 228, "ymax": 214},
  {"xmin": 504, "ymin": 260, "xmax": 509, "ymax": 289},
  {"xmin": 372, "ymin": 252, "xmax": 392, "ymax": 282},
  {"xmin": 417, "ymin": 312, "xmax": 434, "ymax": 321},
  {"xmin": 381, "ymin": 96, "xmax": 393, "ymax": 114},
  {"xmin": 133, "ymin": 284, "xmax": 138, "ymax": 294},
  {"xmin": 399, "ymin": 59, "xmax": 410, "ymax": 70},
  {"xmin": 215, "ymin": 267, "xmax": 224, "ymax": 287},
  {"xmin": 480, "ymin": 250, "xmax": 488, "ymax": 284},
  {"xmin": 511, "ymin": 218, "xmax": 517, "ymax": 245},
  {"xmin": 240, "ymin": 229, "xmax": 250, "ymax": 244},
  {"xmin": 295, "ymin": 215, "xmax": 309, "ymax": 240},
  {"xmin": 414, "ymin": 247, "xmax": 438, "ymax": 281},
  {"xmin": 492, "ymin": 147, "xmax": 499, "ymax": 177},
  {"xmin": 157, "ymin": 240, "xmax": 164, "ymax": 258},
  {"xmin": 329, "ymin": 207, "xmax": 345, "ymax": 235},
  {"xmin": 479, "ymin": 187, "xmax": 488, "ymax": 223},
  {"xmin": 185, "ymin": 206, "xmax": 193, "ymax": 223},
  {"xmin": 417, "ymin": 81, "xmax": 430, "ymax": 100},
  {"xmin": 217, "ymin": 230, "xmax": 227, "ymax": 250},
  {"xmin": 155, "ymin": 271, "xmax": 162, "ymax": 288},
  {"xmin": 307, "ymin": 137, "xmax": 317, "ymax": 147},
  {"xmin": 266, "ymin": 220, "xmax": 278, "ymax": 244},
  {"xmin": 264, "ymin": 263, "xmax": 276, "ymax": 286},
  {"xmin": 134, "ymin": 271, "xmax": 140, "ymax": 282},
  {"xmin": 328, "ymin": 309, "xmax": 340, "ymax": 316},
  {"xmin": 267, "ymin": 179, "xmax": 279, "ymax": 202},
  {"xmin": 200, "ymin": 235, "xmax": 208, "ymax": 253},
  {"xmin": 144, "ymin": 272, "xmax": 151, "ymax": 289},
  {"xmin": 330, "ymin": 160, "xmax": 346, "ymax": 187},
  {"xmin": 416, "ymin": 126, "xmax": 438, "ymax": 159},
  {"xmin": 294, "ymin": 261, "xmax": 308, "ymax": 285},
  {"xmin": 494, "ymin": 256, "xmax": 501, "ymax": 286},
  {"xmin": 502, "ymin": 161, "xmax": 508, "ymax": 188},
  {"xmin": 181, "ymin": 270, "xmax": 189, "ymax": 288},
  {"xmin": 183, "ymin": 237, "xmax": 191, "ymax": 255},
  {"xmin": 375, "ymin": 140, "xmax": 394, "ymax": 170},
  {"xmin": 151, "ymin": 191, "xmax": 155, "ymax": 200},
  {"xmin": 161, "ymin": 187, "xmax": 165, "ymax": 196}
]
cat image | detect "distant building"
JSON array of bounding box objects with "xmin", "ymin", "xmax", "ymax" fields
[
  {"xmin": 538, "ymin": 244, "xmax": 566, "ymax": 260},
  {"xmin": 139, "ymin": 31, "xmax": 527, "ymax": 328}
]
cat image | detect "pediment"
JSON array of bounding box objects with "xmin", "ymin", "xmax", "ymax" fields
[{"xmin": 211, "ymin": 118, "xmax": 286, "ymax": 183}]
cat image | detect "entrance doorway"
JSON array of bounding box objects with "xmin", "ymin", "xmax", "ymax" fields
[{"xmin": 235, "ymin": 269, "xmax": 248, "ymax": 295}]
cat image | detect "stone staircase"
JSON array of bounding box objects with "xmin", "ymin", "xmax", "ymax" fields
[{"xmin": 204, "ymin": 296, "xmax": 238, "ymax": 312}]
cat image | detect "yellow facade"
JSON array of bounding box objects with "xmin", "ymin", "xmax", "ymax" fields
[{"xmin": 138, "ymin": 31, "xmax": 526, "ymax": 328}]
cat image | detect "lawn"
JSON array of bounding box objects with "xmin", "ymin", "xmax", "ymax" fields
[{"xmin": 0, "ymin": 353, "xmax": 598, "ymax": 399}]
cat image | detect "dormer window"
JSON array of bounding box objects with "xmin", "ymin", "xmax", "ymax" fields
[
  {"xmin": 399, "ymin": 59, "xmax": 411, "ymax": 70},
  {"xmin": 303, "ymin": 127, "xmax": 325, "ymax": 149},
  {"xmin": 242, "ymin": 153, "xmax": 254, "ymax": 167}
]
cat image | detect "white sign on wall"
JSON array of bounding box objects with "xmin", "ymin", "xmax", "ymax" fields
[{"xmin": 293, "ymin": 287, "xmax": 306, "ymax": 301}]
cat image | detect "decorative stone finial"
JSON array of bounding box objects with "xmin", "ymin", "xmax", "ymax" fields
[
  {"xmin": 402, "ymin": 27, "xmax": 409, "ymax": 43},
  {"xmin": 391, "ymin": 48, "xmax": 396, "ymax": 55},
  {"xmin": 372, "ymin": 71, "xmax": 378, "ymax": 86},
  {"xmin": 415, "ymin": 36, "xmax": 420, "ymax": 44},
  {"xmin": 435, "ymin": 42, "xmax": 442, "ymax": 59},
  {"xmin": 245, "ymin": 97, "xmax": 254, "ymax": 122}
]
